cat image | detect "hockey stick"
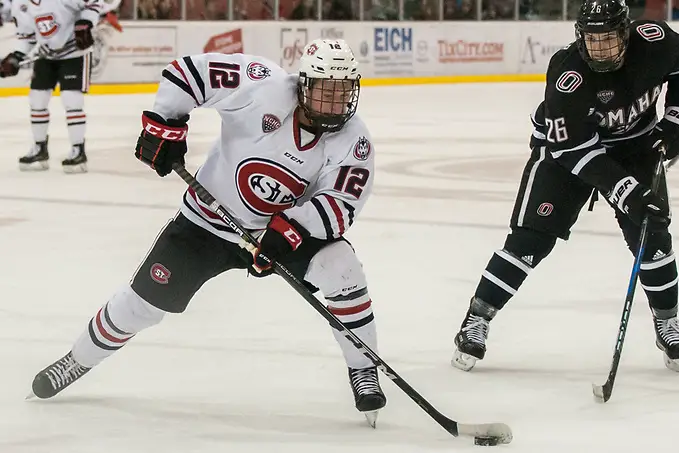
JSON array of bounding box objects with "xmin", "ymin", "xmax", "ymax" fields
[
  {"xmin": 18, "ymin": 46, "xmax": 94, "ymax": 68},
  {"xmin": 171, "ymin": 163, "xmax": 513, "ymax": 445},
  {"xmin": 593, "ymin": 147, "xmax": 667, "ymax": 403}
]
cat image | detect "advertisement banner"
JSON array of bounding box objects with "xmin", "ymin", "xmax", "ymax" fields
[
  {"xmin": 0, "ymin": 20, "xmax": 614, "ymax": 90},
  {"xmin": 279, "ymin": 26, "xmax": 309, "ymax": 73},
  {"xmin": 432, "ymin": 23, "xmax": 518, "ymax": 75},
  {"xmin": 517, "ymin": 23, "xmax": 574, "ymax": 74},
  {"xmin": 97, "ymin": 24, "xmax": 177, "ymax": 83}
]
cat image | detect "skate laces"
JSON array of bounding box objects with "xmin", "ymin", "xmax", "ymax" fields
[
  {"xmin": 45, "ymin": 353, "xmax": 89, "ymax": 390},
  {"xmin": 657, "ymin": 317, "xmax": 679, "ymax": 345},
  {"xmin": 350, "ymin": 368, "xmax": 380, "ymax": 395},
  {"xmin": 462, "ymin": 314, "xmax": 490, "ymax": 344}
]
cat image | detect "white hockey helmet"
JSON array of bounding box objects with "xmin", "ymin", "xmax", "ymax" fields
[{"xmin": 297, "ymin": 38, "xmax": 361, "ymax": 133}]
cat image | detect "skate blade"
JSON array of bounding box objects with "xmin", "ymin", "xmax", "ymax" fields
[
  {"xmin": 363, "ymin": 410, "xmax": 378, "ymax": 428},
  {"xmin": 451, "ymin": 349, "xmax": 477, "ymax": 372},
  {"xmin": 664, "ymin": 354, "xmax": 679, "ymax": 372},
  {"xmin": 19, "ymin": 161, "xmax": 49, "ymax": 171},
  {"xmin": 25, "ymin": 390, "xmax": 37, "ymax": 401},
  {"xmin": 62, "ymin": 163, "xmax": 88, "ymax": 174}
]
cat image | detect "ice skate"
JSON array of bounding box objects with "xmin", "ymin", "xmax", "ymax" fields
[
  {"xmin": 19, "ymin": 139, "xmax": 49, "ymax": 171},
  {"xmin": 653, "ymin": 308, "xmax": 679, "ymax": 372},
  {"xmin": 62, "ymin": 143, "xmax": 88, "ymax": 173},
  {"xmin": 348, "ymin": 366, "xmax": 386, "ymax": 428},
  {"xmin": 28, "ymin": 351, "xmax": 91, "ymax": 399},
  {"xmin": 452, "ymin": 297, "xmax": 497, "ymax": 371}
]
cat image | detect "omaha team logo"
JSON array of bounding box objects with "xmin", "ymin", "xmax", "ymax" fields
[
  {"xmin": 555, "ymin": 71, "xmax": 582, "ymax": 94},
  {"xmin": 236, "ymin": 158, "xmax": 309, "ymax": 216},
  {"xmin": 353, "ymin": 136, "xmax": 372, "ymax": 161},
  {"xmin": 247, "ymin": 62, "xmax": 271, "ymax": 81}
]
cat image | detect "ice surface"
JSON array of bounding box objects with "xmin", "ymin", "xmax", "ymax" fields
[{"xmin": 0, "ymin": 83, "xmax": 677, "ymax": 452}]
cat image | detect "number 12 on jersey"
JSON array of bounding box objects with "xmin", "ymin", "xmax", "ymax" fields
[{"xmin": 334, "ymin": 167, "xmax": 369, "ymax": 198}]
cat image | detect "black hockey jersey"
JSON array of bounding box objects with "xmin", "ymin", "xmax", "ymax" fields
[{"xmin": 531, "ymin": 20, "xmax": 679, "ymax": 193}]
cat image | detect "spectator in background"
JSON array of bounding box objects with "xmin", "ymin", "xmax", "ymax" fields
[
  {"xmin": 365, "ymin": 0, "xmax": 398, "ymax": 19},
  {"xmin": 290, "ymin": 0, "xmax": 316, "ymax": 18},
  {"xmin": 321, "ymin": 0, "xmax": 354, "ymax": 19},
  {"xmin": 137, "ymin": 0, "xmax": 178, "ymax": 18},
  {"xmin": 405, "ymin": 0, "xmax": 438, "ymax": 19},
  {"xmin": 444, "ymin": 0, "xmax": 476, "ymax": 19},
  {"xmin": 204, "ymin": 0, "xmax": 227, "ymax": 19},
  {"xmin": 482, "ymin": 0, "xmax": 513, "ymax": 18},
  {"xmin": 233, "ymin": 0, "xmax": 274, "ymax": 19}
]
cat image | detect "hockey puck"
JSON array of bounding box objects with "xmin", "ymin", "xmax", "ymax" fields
[{"xmin": 474, "ymin": 436, "xmax": 499, "ymax": 446}]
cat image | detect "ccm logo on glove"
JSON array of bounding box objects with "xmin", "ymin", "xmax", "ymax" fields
[{"xmin": 142, "ymin": 116, "xmax": 188, "ymax": 141}]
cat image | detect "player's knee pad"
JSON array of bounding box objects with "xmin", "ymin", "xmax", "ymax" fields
[
  {"xmin": 105, "ymin": 284, "xmax": 166, "ymax": 335},
  {"xmin": 60, "ymin": 89, "xmax": 84, "ymax": 111},
  {"xmin": 29, "ymin": 89, "xmax": 51, "ymax": 110},
  {"xmin": 503, "ymin": 227, "xmax": 557, "ymax": 268},
  {"xmin": 305, "ymin": 240, "xmax": 369, "ymax": 306}
]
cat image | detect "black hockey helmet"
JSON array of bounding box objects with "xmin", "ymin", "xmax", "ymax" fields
[{"xmin": 575, "ymin": 0, "xmax": 630, "ymax": 72}]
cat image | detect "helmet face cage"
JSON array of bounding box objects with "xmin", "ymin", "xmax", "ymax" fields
[
  {"xmin": 297, "ymin": 75, "xmax": 360, "ymax": 133},
  {"xmin": 575, "ymin": 1, "xmax": 630, "ymax": 72}
]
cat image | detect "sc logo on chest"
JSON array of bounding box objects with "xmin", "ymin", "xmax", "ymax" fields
[
  {"xmin": 35, "ymin": 15, "xmax": 59, "ymax": 37},
  {"xmin": 236, "ymin": 158, "xmax": 309, "ymax": 216}
]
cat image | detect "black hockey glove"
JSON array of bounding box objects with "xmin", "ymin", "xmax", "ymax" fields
[
  {"xmin": 135, "ymin": 110, "xmax": 188, "ymax": 177},
  {"xmin": 0, "ymin": 51, "xmax": 24, "ymax": 78},
  {"xmin": 74, "ymin": 19, "xmax": 94, "ymax": 50},
  {"xmin": 650, "ymin": 110, "xmax": 679, "ymax": 161},
  {"xmin": 608, "ymin": 176, "xmax": 670, "ymax": 232},
  {"xmin": 244, "ymin": 214, "xmax": 307, "ymax": 273}
]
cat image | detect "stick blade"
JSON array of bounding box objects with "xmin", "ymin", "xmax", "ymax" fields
[
  {"xmin": 592, "ymin": 382, "xmax": 611, "ymax": 403},
  {"xmin": 457, "ymin": 422, "xmax": 513, "ymax": 445}
]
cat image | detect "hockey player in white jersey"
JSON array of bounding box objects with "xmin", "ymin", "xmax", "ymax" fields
[
  {"xmin": 0, "ymin": 0, "xmax": 101, "ymax": 172},
  {"xmin": 29, "ymin": 39, "xmax": 387, "ymax": 426}
]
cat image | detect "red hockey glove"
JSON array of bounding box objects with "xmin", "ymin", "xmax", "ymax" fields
[{"xmin": 135, "ymin": 111, "xmax": 189, "ymax": 177}]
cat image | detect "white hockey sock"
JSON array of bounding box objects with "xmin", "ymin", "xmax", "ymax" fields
[
  {"xmin": 327, "ymin": 287, "xmax": 378, "ymax": 370},
  {"xmin": 29, "ymin": 89, "xmax": 51, "ymax": 143},
  {"xmin": 71, "ymin": 285, "xmax": 166, "ymax": 368},
  {"xmin": 61, "ymin": 90, "xmax": 86, "ymax": 146}
]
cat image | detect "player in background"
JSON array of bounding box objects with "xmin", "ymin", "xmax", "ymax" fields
[
  {"xmin": 452, "ymin": 0, "xmax": 679, "ymax": 372},
  {"xmin": 0, "ymin": 0, "xmax": 101, "ymax": 173},
  {"xmin": 29, "ymin": 39, "xmax": 388, "ymax": 426}
]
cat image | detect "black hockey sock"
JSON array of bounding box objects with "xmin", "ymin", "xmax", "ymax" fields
[
  {"xmin": 640, "ymin": 249, "xmax": 678, "ymax": 311},
  {"xmin": 474, "ymin": 249, "xmax": 533, "ymax": 310}
]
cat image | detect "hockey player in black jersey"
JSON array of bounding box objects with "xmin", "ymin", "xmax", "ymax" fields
[{"xmin": 453, "ymin": 0, "xmax": 679, "ymax": 372}]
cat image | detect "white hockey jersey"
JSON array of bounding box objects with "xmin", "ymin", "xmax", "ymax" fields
[
  {"xmin": 12, "ymin": 0, "xmax": 101, "ymax": 60},
  {"xmin": 152, "ymin": 53, "xmax": 375, "ymax": 244}
]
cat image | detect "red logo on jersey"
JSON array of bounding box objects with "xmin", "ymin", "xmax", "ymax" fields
[
  {"xmin": 247, "ymin": 62, "xmax": 271, "ymax": 81},
  {"xmin": 35, "ymin": 15, "xmax": 58, "ymax": 37},
  {"xmin": 236, "ymin": 158, "xmax": 309, "ymax": 216},
  {"xmin": 150, "ymin": 263, "xmax": 171, "ymax": 284}
]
